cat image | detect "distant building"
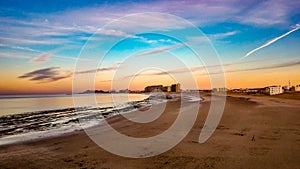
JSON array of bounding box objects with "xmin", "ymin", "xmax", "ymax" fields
[
  {"xmin": 246, "ymin": 88, "xmax": 265, "ymax": 94},
  {"xmin": 119, "ymin": 89, "xmax": 129, "ymax": 93},
  {"xmin": 282, "ymin": 85, "xmax": 290, "ymax": 91},
  {"xmin": 185, "ymin": 89, "xmax": 201, "ymax": 92},
  {"xmin": 231, "ymin": 88, "xmax": 245, "ymax": 93},
  {"xmin": 231, "ymin": 89, "xmax": 241, "ymax": 93},
  {"xmin": 213, "ymin": 87, "xmax": 227, "ymax": 92},
  {"xmin": 144, "ymin": 85, "xmax": 163, "ymax": 92},
  {"xmin": 144, "ymin": 83, "xmax": 180, "ymax": 93},
  {"xmin": 264, "ymin": 86, "xmax": 283, "ymax": 95},
  {"xmin": 129, "ymin": 90, "xmax": 141, "ymax": 93},
  {"xmin": 246, "ymin": 88, "xmax": 259, "ymax": 93},
  {"xmin": 162, "ymin": 86, "xmax": 171, "ymax": 92},
  {"xmin": 198, "ymin": 89, "xmax": 212, "ymax": 92},
  {"xmin": 295, "ymin": 84, "xmax": 300, "ymax": 92},
  {"xmin": 171, "ymin": 83, "xmax": 180, "ymax": 92}
]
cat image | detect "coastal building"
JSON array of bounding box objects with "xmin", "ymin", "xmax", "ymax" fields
[
  {"xmin": 185, "ymin": 89, "xmax": 201, "ymax": 92},
  {"xmin": 264, "ymin": 86, "xmax": 283, "ymax": 95},
  {"xmin": 231, "ymin": 89, "xmax": 241, "ymax": 93},
  {"xmin": 246, "ymin": 88, "xmax": 259, "ymax": 93},
  {"xmin": 282, "ymin": 85, "xmax": 290, "ymax": 92},
  {"xmin": 162, "ymin": 86, "xmax": 171, "ymax": 92},
  {"xmin": 171, "ymin": 83, "xmax": 180, "ymax": 92},
  {"xmin": 144, "ymin": 83, "xmax": 181, "ymax": 93},
  {"xmin": 129, "ymin": 90, "xmax": 141, "ymax": 93},
  {"xmin": 198, "ymin": 89, "xmax": 212, "ymax": 92},
  {"xmin": 231, "ymin": 88, "xmax": 246, "ymax": 93},
  {"xmin": 119, "ymin": 89, "xmax": 129, "ymax": 93},
  {"xmin": 246, "ymin": 88, "xmax": 266, "ymax": 94},
  {"xmin": 144, "ymin": 85, "xmax": 163, "ymax": 92},
  {"xmin": 213, "ymin": 87, "xmax": 228, "ymax": 92},
  {"xmin": 295, "ymin": 84, "xmax": 300, "ymax": 92}
]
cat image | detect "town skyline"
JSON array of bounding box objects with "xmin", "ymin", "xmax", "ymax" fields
[{"xmin": 73, "ymin": 82, "xmax": 300, "ymax": 96}]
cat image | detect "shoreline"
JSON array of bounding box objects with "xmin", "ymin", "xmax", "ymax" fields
[
  {"xmin": 0, "ymin": 92, "xmax": 202, "ymax": 146},
  {"xmin": 0, "ymin": 95, "xmax": 152, "ymax": 146}
]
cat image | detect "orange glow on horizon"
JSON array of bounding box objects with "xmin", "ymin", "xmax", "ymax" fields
[{"xmin": 1, "ymin": 66, "xmax": 300, "ymax": 94}]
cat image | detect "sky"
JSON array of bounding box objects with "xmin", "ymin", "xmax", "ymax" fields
[{"xmin": 0, "ymin": 0, "xmax": 300, "ymax": 94}]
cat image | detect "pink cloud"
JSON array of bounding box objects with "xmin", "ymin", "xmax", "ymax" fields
[{"xmin": 30, "ymin": 52, "xmax": 53, "ymax": 63}]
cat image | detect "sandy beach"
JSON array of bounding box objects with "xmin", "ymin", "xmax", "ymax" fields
[{"xmin": 1, "ymin": 93, "xmax": 300, "ymax": 169}]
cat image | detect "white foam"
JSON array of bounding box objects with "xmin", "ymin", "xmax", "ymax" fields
[
  {"xmin": 187, "ymin": 96, "xmax": 203, "ymax": 102},
  {"xmin": 0, "ymin": 119, "xmax": 104, "ymax": 146}
]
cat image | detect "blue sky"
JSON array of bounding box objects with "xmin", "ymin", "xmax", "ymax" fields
[{"xmin": 0, "ymin": 0, "xmax": 300, "ymax": 94}]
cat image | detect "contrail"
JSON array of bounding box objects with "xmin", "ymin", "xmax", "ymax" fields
[{"xmin": 242, "ymin": 24, "xmax": 300, "ymax": 59}]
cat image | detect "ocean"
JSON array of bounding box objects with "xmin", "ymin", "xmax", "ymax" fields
[
  {"xmin": 0, "ymin": 93, "xmax": 149, "ymax": 116},
  {"xmin": 0, "ymin": 93, "xmax": 150, "ymax": 145}
]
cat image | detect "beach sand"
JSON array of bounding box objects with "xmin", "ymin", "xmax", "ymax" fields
[{"xmin": 1, "ymin": 93, "xmax": 300, "ymax": 169}]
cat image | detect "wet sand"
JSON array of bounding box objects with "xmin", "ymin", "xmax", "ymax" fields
[{"xmin": 1, "ymin": 93, "xmax": 300, "ymax": 169}]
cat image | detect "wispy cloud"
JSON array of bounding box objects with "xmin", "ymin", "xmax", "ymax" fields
[
  {"xmin": 0, "ymin": 43, "xmax": 41, "ymax": 53},
  {"xmin": 210, "ymin": 31, "xmax": 239, "ymax": 39},
  {"xmin": 134, "ymin": 44, "xmax": 183, "ymax": 57},
  {"xmin": 0, "ymin": 52, "xmax": 30, "ymax": 59},
  {"xmin": 243, "ymin": 24, "xmax": 300, "ymax": 59},
  {"xmin": 237, "ymin": 0, "xmax": 300, "ymax": 26},
  {"xmin": 197, "ymin": 60, "xmax": 300, "ymax": 76},
  {"xmin": 122, "ymin": 59, "xmax": 300, "ymax": 78},
  {"xmin": 96, "ymin": 29, "xmax": 137, "ymax": 38},
  {"xmin": 52, "ymin": 0, "xmax": 298, "ymax": 27},
  {"xmin": 0, "ymin": 1, "xmax": 299, "ymax": 52},
  {"xmin": 76, "ymin": 66, "xmax": 117, "ymax": 74},
  {"xmin": 137, "ymin": 37, "xmax": 177, "ymax": 44},
  {"xmin": 0, "ymin": 36, "xmax": 70, "ymax": 45},
  {"xmin": 30, "ymin": 52, "xmax": 53, "ymax": 63},
  {"xmin": 0, "ymin": 49, "xmax": 84, "ymax": 62},
  {"xmin": 18, "ymin": 63, "xmax": 116, "ymax": 83},
  {"xmin": 187, "ymin": 30, "xmax": 239, "ymax": 44},
  {"xmin": 18, "ymin": 67, "xmax": 72, "ymax": 83},
  {"xmin": 225, "ymin": 60, "xmax": 300, "ymax": 74}
]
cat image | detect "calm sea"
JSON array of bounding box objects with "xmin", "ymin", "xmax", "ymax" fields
[{"xmin": 0, "ymin": 93, "xmax": 148, "ymax": 116}]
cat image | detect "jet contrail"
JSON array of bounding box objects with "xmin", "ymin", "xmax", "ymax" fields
[{"xmin": 242, "ymin": 24, "xmax": 300, "ymax": 59}]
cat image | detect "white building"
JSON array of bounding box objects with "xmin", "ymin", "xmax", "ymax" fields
[
  {"xmin": 295, "ymin": 84, "xmax": 300, "ymax": 92},
  {"xmin": 265, "ymin": 86, "xmax": 283, "ymax": 95},
  {"xmin": 213, "ymin": 87, "xmax": 228, "ymax": 92},
  {"xmin": 282, "ymin": 85, "xmax": 290, "ymax": 91}
]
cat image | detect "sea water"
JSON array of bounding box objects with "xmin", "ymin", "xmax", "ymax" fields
[{"xmin": 0, "ymin": 93, "xmax": 149, "ymax": 145}]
